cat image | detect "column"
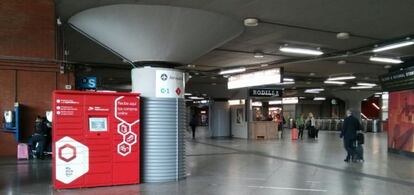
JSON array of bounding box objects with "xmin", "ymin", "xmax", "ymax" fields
[{"xmin": 132, "ymin": 67, "xmax": 186, "ymax": 183}]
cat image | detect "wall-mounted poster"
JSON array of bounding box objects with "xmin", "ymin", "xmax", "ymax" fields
[
  {"xmin": 236, "ymin": 108, "xmax": 243, "ymax": 124},
  {"xmin": 388, "ymin": 90, "xmax": 414, "ymax": 154}
]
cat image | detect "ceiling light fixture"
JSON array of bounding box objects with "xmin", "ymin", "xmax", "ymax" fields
[
  {"xmin": 361, "ymin": 113, "xmax": 368, "ymax": 119},
  {"xmin": 254, "ymin": 52, "xmax": 264, "ymax": 58},
  {"xmin": 336, "ymin": 32, "xmax": 350, "ymax": 40},
  {"xmin": 313, "ymin": 97, "xmax": 326, "ymax": 101},
  {"xmin": 327, "ymin": 76, "xmax": 356, "ymax": 81},
  {"xmin": 244, "ymin": 18, "xmax": 259, "ymax": 27},
  {"xmin": 372, "ymin": 103, "xmax": 380, "ymax": 110},
  {"xmin": 219, "ymin": 67, "xmax": 246, "ymax": 75},
  {"xmin": 280, "ymin": 46, "xmax": 323, "ymax": 56},
  {"xmin": 350, "ymin": 86, "xmax": 373, "ymax": 89},
  {"xmin": 184, "ymin": 93, "xmax": 192, "ymax": 96},
  {"xmin": 324, "ymin": 80, "xmax": 346, "ymax": 85},
  {"xmin": 337, "ymin": 60, "xmax": 347, "ymax": 64},
  {"xmin": 369, "ymin": 56, "xmax": 403, "ymax": 64},
  {"xmin": 305, "ymin": 88, "xmax": 324, "ymax": 94},
  {"xmin": 372, "ymin": 39, "xmax": 414, "ymax": 52},
  {"xmin": 384, "ymin": 65, "xmax": 392, "ymax": 69},
  {"xmin": 357, "ymin": 82, "xmax": 377, "ymax": 87},
  {"xmin": 189, "ymin": 96, "xmax": 204, "ymax": 100},
  {"xmin": 283, "ymin": 78, "xmax": 294, "ymax": 82}
]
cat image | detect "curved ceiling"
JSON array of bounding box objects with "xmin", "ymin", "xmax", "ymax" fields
[{"xmin": 68, "ymin": 4, "xmax": 243, "ymax": 64}]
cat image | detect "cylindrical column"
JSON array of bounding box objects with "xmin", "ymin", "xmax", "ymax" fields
[
  {"xmin": 132, "ymin": 67, "xmax": 186, "ymax": 182},
  {"xmin": 141, "ymin": 98, "xmax": 186, "ymax": 182}
]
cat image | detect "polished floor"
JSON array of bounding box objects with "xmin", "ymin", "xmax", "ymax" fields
[{"xmin": 1, "ymin": 128, "xmax": 414, "ymax": 195}]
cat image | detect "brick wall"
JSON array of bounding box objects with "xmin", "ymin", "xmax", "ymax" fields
[{"xmin": 0, "ymin": 0, "xmax": 74, "ymax": 156}]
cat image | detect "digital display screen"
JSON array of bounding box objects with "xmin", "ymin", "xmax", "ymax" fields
[{"xmin": 89, "ymin": 117, "xmax": 108, "ymax": 132}]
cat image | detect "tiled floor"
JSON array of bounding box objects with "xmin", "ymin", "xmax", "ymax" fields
[{"xmin": 1, "ymin": 128, "xmax": 414, "ymax": 195}]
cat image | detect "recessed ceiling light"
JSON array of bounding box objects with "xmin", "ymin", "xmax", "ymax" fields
[
  {"xmin": 370, "ymin": 56, "xmax": 403, "ymax": 64},
  {"xmin": 305, "ymin": 88, "xmax": 324, "ymax": 93},
  {"xmin": 336, "ymin": 32, "xmax": 350, "ymax": 40},
  {"xmin": 314, "ymin": 97, "xmax": 326, "ymax": 101},
  {"xmin": 337, "ymin": 60, "xmax": 347, "ymax": 64},
  {"xmin": 254, "ymin": 52, "xmax": 264, "ymax": 58},
  {"xmin": 280, "ymin": 46, "xmax": 323, "ymax": 56},
  {"xmin": 327, "ymin": 75, "xmax": 356, "ymax": 81},
  {"xmin": 244, "ymin": 18, "xmax": 259, "ymax": 27},
  {"xmin": 187, "ymin": 64, "xmax": 196, "ymax": 68},
  {"xmin": 184, "ymin": 93, "xmax": 192, "ymax": 96},
  {"xmin": 283, "ymin": 78, "xmax": 294, "ymax": 82},
  {"xmin": 350, "ymin": 86, "xmax": 373, "ymax": 89},
  {"xmin": 189, "ymin": 96, "xmax": 204, "ymax": 100},
  {"xmin": 324, "ymin": 80, "xmax": 346, "ymax": 85},
  {"xmin": 372, "ymin": 39, "xmax": 414, "ymax": 52},
  {"xmin": 219, "ymin": 67, "xmax": 246, "ymax": 75},
  {"xmin": 357, "ymin": 82, "xmax": 377, "ymax": 87}
]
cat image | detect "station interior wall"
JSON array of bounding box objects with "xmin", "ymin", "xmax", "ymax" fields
[{"xmin": 0, "ymin": 0, "xmax": 74, "ymax": 156}]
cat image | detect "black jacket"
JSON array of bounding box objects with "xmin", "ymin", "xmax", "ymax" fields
[{"xmin": 341, "ymin": 115, "xmax": 361, "ymax": 140}]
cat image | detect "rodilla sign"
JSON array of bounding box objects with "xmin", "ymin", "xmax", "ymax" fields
[{"xmin": 52, "ymin": 91, "xmax": 140, "ymax": 189}]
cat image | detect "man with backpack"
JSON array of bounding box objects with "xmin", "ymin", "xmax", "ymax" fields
[{"xmin": 340, "ymin": 109, "xmax": 362, "ymax": 162}]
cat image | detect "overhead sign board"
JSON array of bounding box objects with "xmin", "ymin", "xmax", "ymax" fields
[
  {"xmin": 228, "ymin": 68, "xmax": 282, "ymax": 89},
  {"xmin": 380, "ymin": 66, "xmax": 414, "ymax": 92},
  {"xmin": 249, "ymin": 88, "xmax": 283, "ymax": 97},
  {"xmin": 76, "ymin": 77, "xmax": 97, "ymax": 90}
]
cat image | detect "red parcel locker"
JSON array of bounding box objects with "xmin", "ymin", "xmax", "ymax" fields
[{"xmin": 52, "ymin": 90, "xmax": 140, "ymax": 189}]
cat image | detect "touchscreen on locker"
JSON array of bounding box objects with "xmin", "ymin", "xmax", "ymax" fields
[{"xmin": 89, "ymin": 117, "xmax": 108, "ymax": 132}]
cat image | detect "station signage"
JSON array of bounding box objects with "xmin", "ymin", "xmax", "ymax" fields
[
  {"xmin": 380, "ymin": 66, "xmax": 414, "ymax": 91},
  {"xmin": 249, "ymin": 88, "xmax": 283, "ymax": 97},
  {"xmin": 155, "ymin": 69, "xmax": 185, "ymax": 98},
  {"xmin": 228, "ymin": 68, "xmax": 282, "ymax": 89}
]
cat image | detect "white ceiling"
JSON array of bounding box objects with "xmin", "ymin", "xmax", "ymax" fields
[{"xmin": 56, "ymin": 0, "xmax": 414, "ymax": 98}]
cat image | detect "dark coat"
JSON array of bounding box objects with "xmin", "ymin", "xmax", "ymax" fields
[{"xmin": 341, "ymin": 115, "xmax": 361, "ymax": 140}]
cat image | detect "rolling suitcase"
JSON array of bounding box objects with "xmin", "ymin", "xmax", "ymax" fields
[
  {"xmin": 308, "ymin": 127, "xmax": 316, "ymax": 138},
  {"xmin": 291, "ymin": 128, "xmax": 298, "ymax": 140},
  {"xmin": 357, "ymin": 132, "xmax": 364, "ymax": 144},
  {"xmin": 17, "ymin": 143, "xmax": 29, "ymax": 160},
  {"xmin": 354, "ymin": 143, "xmax": 364, "ymax": 162}
]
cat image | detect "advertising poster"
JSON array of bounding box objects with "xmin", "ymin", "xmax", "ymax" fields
[
  {"xmin": 236, "ymin": 108, "xmax": 243, "ymax": 124},
  {"xmin": 388, "ymin": 90, "xmax": 414, "ymax": 153}
]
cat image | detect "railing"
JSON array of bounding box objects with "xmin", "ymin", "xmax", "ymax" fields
[{"xmin": 312, "ymin": 118, "xmax": 381, "ymax": 132}]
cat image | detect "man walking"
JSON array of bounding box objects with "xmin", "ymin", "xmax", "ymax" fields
[
  {"xmin": 340, "ymin": 110, "xmax": 361, "ymax": 162},
  {"xmin": 189, "ymin": 114, "xmax": 198, "ymax": 139}
]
